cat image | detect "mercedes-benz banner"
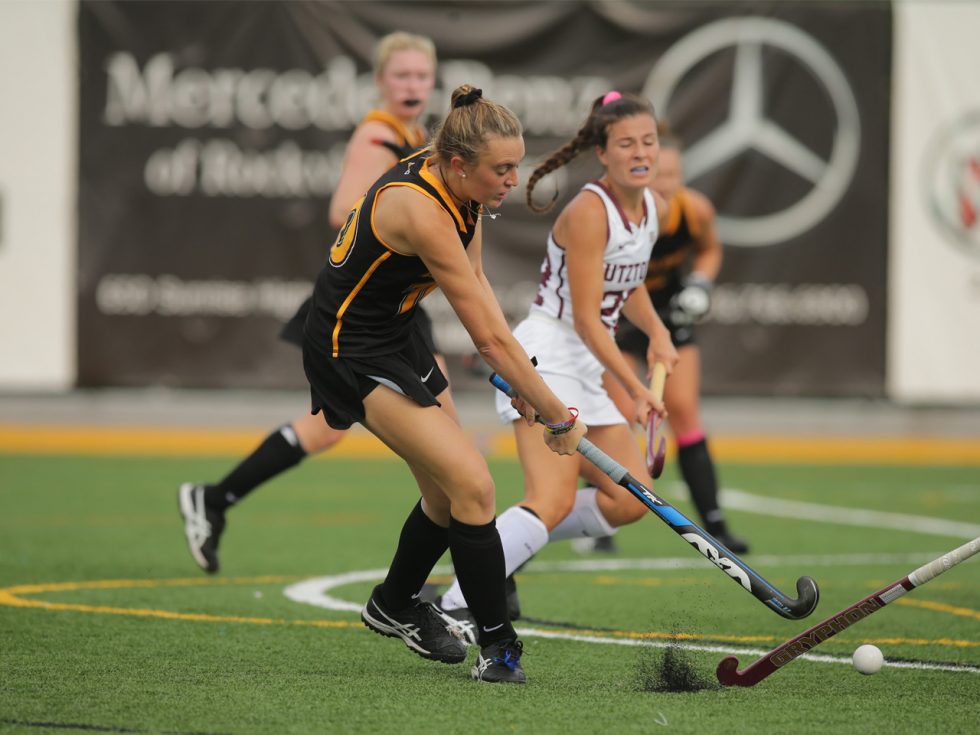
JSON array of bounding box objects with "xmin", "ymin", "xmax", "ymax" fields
[{"xmin": 78, "ymin": 1, "xmax": 891, "ymax": 395}]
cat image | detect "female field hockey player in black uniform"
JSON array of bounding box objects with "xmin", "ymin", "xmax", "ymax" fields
[
  {"xmin": 179, "ymin": 32, "xmax": 444, "ymax": 574},
  {"xmin": 302, "ymin": 85, "xmax": 585, "ymax": 684},
  {"xmin": 607, "ymin": 126, "xmax": 750, "ymax": 553}
]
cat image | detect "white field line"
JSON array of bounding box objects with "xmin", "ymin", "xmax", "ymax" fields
[
  {"xmin": 518, "ymin": 628, "xmax": 980, "ymax": 675},
  {"xmin": 283, "ymin": 564, "xmax": 980, "ymax": 676},
  {"xmin": 720, "ymin": 489, "xmax": 980, "ymax": 538},
  {"xmin": 525, "ymin": 551, "xmax": 943, "ymax": 574},
  {"xmin": 282, "ymin": 552, "xmax": 948, "ymax": 609},
  {"xmin": 285, "ymin": 494, "xmax": 980, "ymax": 674}
]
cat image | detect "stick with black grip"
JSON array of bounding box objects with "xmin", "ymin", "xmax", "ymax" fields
[
  {"xmin": 489, "ymin": 371, "xmax": 820, "ymax": 621},
  {"xmin": 716, "ymin": 535, "xmax": 980, "ymax": 686}
]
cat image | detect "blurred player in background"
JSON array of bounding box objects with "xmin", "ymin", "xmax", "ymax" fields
[
  {"xmin": 436, "ymin": 92, "xmax": 679, "ymax": 629},
  {"xmin": 179, "ymin": 31, "xmax": 441, "ymax": 574},
  {"xmin": 301, "ymin": 84, "xmax": 586, "ymax": 683},
  {"xmin": 604, "ymin": 124, "xmax": 750, "ymax": 554}
]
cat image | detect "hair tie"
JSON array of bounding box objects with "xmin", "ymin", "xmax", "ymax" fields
[
  {"xmin": 601, "ymin": 91, "xmax": 622, "ymax": 106},
  {"xmin": 453, "ymin": 88, "xmax": 483, "ymax": 109}
]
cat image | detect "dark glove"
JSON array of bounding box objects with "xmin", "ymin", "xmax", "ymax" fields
[{"xmin": 669, "ymin": 273, "xmax": 712, "ymax": 326}]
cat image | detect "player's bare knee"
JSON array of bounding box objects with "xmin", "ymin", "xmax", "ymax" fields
[
  {"xmin": 447, "ymin": 466, "xmax": 496, "ymax": 519},
  {"xmin": 531, "ymin": 492, "xmax": 575, "ymax": 529}
]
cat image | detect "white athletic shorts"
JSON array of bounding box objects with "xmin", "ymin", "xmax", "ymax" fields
[{"xmin": 495, "ymin": 312, "xmax": 627, "ymax": 427}]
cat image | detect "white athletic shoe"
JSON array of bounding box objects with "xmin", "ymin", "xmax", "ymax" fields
[{"xmin": 178, "ymin": 483, "xmax": 225, "ymax": 574}]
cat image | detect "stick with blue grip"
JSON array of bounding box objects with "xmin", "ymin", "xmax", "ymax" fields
[{"xmin": 489, "ymin": 371, "xmax": 820, "ymax": 621}]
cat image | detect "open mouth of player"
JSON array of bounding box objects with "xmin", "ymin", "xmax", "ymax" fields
[{"xmin": 402, "ymin": 98, "xmax": 422, "ymax": 107}]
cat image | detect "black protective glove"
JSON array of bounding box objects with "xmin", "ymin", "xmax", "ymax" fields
[{"xmin": 668, "ymin": 273, "xmax": 712, "ymax": 326}]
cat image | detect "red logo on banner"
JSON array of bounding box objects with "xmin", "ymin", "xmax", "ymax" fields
[{"xmin": 925, "ymin": 110, "xmax": 980, "ymax": 259}]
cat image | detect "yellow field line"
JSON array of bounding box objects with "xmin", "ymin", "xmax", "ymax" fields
[
  {"xmin": 0, "ymin": 425, "xmax": 390, "ymax": 458},
  {"xmin": 2, "ymin": 423, "xmax": 979, "ymax": 464},
  {"xmin": 0, "ymin": 576, "xmax": 352, "ymax": 628},
  {"xmin": 897, "ymin": 597, "xmax": 980, "ymax": 621},
  {"xmin": 1, "ymin": 576, "xmax": 977, "ymax": 649}
]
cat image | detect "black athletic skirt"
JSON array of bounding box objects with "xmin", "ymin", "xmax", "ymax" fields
[
  {"xmin": 282, "ymin": 294, "xmax": 439, "ymax": 354},
  {"xmin": 616, "ymin": 306, "xmax": 696, "ymax": 359},
  {"xmin": 302, "ymin": 328, "xmax": 448, "ymax": 430}
]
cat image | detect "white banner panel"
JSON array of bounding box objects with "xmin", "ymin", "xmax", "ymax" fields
[
  {"xmin": 889, "ymin": 1, "xmax": 980, "ymax": 402},
  {"xmin": 0, "ymin": 0, "xmax": 75, "ymax": 389}
]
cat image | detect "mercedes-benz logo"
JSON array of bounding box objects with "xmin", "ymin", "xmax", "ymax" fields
[{"xmin": 644, "ymin": 17, "xmax": 861, "ymax": 247}]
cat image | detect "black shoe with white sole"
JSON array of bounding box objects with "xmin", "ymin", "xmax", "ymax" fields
[
  {"xmin": 471, "ymin": 638, "xmax": 526, "ymax": 684},
  {"xmin": 178, "ymin": 482, "xmax": 225, "ymax": 574},
  {"xmin": 434, "ymin": 596, "xmax": 479, "ymax": 647},
  {"xmin": 361, "ymin": 585, "xmax": 467, "ymax": 664}
]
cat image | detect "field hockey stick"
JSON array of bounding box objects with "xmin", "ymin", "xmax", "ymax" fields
[
  {"xmin": 489, "ymin": 372, "xmax": 820, "ymax": 621},
  {"xmin": 646, "ymin": 362, "xmax": 667, "ymax": 479},
  {"xmin": 716, "ymin": 535, "xmax": 980, "ymax": 687}
]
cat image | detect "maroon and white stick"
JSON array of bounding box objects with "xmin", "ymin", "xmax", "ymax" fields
[
  {"xmin": 646, "ymin": 362, "xmax": 667, "ymax": 479},
  {"xmin": 716, "ymin": 536, "xmax": 980, "ymax": 687}
]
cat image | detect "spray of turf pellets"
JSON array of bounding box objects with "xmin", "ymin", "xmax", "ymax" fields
[{"xmin": 635, "ymin": 628, "xmax": 716, "ymax": 693}]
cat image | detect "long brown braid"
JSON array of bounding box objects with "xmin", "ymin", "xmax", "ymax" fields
[{"xmin": 526, "ymin": 92, "xmax": 656, "ymax": 213}]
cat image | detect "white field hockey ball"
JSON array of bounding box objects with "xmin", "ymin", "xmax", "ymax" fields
[{"xmin": 852, "ymin": 644, "xmax": 884, "ymax": 675}]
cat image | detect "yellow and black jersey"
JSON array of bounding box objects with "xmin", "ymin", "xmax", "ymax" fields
[
  {"xmin": 644, "ymin": 187, "xmax": 701, "ymax": 310},
  {"xmin": 306, "ymin": 150, "xmax": 481, "ymax": 358},
  {"xmin": 363, "ymin": 109, "xmax": 427, "ymax": 160}
]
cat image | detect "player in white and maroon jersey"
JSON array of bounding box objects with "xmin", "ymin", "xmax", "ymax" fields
[{"xmin": 437, "ymin": 91, "xmax": 680, "ymax": 625}]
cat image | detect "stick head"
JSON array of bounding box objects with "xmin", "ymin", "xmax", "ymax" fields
[
  {"xmin": 715, "ymin": 656, "xmax": 742, "ymax": 686},
  {"xmin": 646, "ymin": 414, "xmax": 666, "ymax": 478},
  {"xmin": 651, "ymin": 436, "xmax": 666, "ymax": 478},
  {"xmin": 787, "ymin": 576, "xmax": 821, "ymax": 619}
]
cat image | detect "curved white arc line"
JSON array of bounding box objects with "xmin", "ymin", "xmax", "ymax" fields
[
  {"xmin": 284, "ymin": 568, "xmax": 387, "ymax": 612},
  {"xmin": 279, "ymin": 572, "xmax": 980, "ymax": 676},
  {"xmin": 283, "ymin": 564, "xmax": 456, "ymax": 612},
  {"xmin": 282, "ymin": 553, "xmax": 953, "ymax": 614}
]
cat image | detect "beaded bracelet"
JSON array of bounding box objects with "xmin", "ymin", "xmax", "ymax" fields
[{"xmin": 545, "ymin": 407, "xmax": 579, "ymax": 435}]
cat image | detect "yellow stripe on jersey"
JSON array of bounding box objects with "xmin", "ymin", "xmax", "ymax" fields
[
  {"xmin": 361, "ymin": 110, "xmax": 426, "ymax": 151},
  {"xmin": 662, "ymin": 194, "xmax": 683, "ymax": 236},
  {"xmin": 368, "ymin": 182, "xmax": 450, "ymax": 254},
  {"xmin": 419, "ymin": 159, "xmax": 467, "ymax": 232},
  {"xmin": 661, "ymin": 188, "xmax": 702, "ymax": 239},
  {"xmin": 331, "ymin": 251, "xmax": 393, "ymax": 357},
  {"xmin": 330, "ymin": 196, "xmax": 364, "ymax": 266},
  {"xmin": 678, "ymin": 188, "xmax": 702, "ymax": 239},
  {"xmin": 398, "ymin": 283, "xmax": 437, "ymax": 314}
]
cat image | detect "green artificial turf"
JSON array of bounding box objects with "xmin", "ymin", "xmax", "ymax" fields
[{"xmin": 0, "ymin": 455, "xmax": 977, "ymax": 734}]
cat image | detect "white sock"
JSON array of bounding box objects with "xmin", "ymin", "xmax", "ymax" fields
[
  {"xmin": 549, "ymin": 487, "xmax": 618, "ymax": 541},
  {"xmin": 439, "ymin": 505, "xmax": 549, "ymax": 612}
]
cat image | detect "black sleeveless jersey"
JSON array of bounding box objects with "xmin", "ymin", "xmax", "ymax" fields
[
  {"xmin": 643, "ymin": 187, "xmax": 702, "ymax": 310},
  {"xmin": 306, "ymin": 150, "xmax": 481, "ymax": 358}
]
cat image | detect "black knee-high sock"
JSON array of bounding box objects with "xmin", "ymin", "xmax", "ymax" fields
[
  {"xmin": 204, "ymin": 425, "xmax": 307, "ymax": 510},
  {"xmin": 677, "ymin": 437, "xmax": 727, "ymax": 534},
  {"xmin": 380, "ymin": 501, "xmax": 449, "ymax": 610},
  {"xmin": 449, "ymin": 516, "xmax": 515, "ymax": 647}
]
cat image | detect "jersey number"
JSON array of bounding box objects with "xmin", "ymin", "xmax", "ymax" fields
[{"xmin": 329, "ymin": 196, "xmax": 365, "ymax": 267}]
